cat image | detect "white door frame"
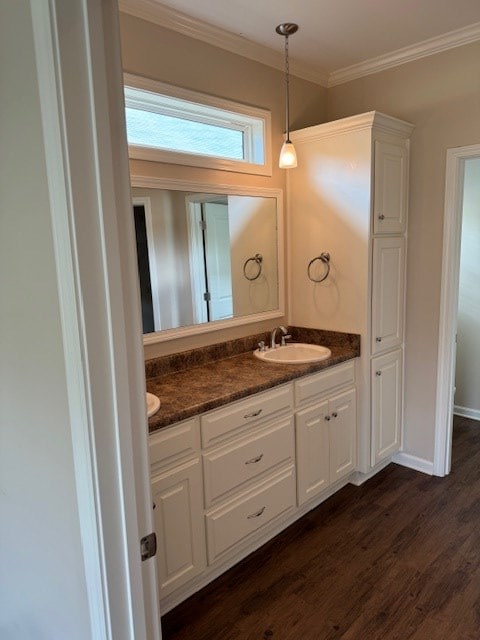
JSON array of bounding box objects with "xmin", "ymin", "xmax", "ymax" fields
[
  {"xmin": 434, "ymin": 144, "xmax": 480, "ymax": 476},
  {"xmin": 31, "ymin": 1, "xmax": 161, "ymax": 638}
]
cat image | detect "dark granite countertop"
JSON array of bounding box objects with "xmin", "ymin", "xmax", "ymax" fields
[{"xmin": 146, "ymin": 327, "xmax": 360, "ymax": 433}]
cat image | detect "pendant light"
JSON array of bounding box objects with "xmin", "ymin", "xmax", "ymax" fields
[{"xmin": 276, "ymin": 22, "xmax": 298, "ymax": 169}]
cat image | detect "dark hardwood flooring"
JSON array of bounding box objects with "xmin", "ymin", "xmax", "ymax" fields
[{"xmin": 162, "ymin": 416, "xmax": 480, "ymax": 640}]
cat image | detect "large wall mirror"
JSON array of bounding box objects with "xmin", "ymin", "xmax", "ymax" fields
[{"xmin": 131, "ymin": 177, "xmax": 284, "ymax": 343}]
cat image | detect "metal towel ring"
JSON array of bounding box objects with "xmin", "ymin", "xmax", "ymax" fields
[
  {"xmin": 243, "ymin": 253, "xmax": 263, "ymax": 281},
  {"xmin": 307, "ymin": 252, "xmax": 331, "ymax": 283}
]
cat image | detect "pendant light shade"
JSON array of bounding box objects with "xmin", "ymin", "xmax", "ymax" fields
[
  {"xmin": 279, "ymin": 140, "xmax": 297, "ymax": 168},
  {"xmin": 276, "ymin": 22, "xmax": 298, "ymax": 169}
]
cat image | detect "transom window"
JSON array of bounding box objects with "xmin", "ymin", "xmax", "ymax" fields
[{"xmin": 124, "ymin": 74, "xmax": 271, "ymax": 176}]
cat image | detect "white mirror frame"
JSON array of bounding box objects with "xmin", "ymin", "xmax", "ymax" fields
[{"xmin": 130, "ymin": 175, "xmax": 285, "ymax": 345}]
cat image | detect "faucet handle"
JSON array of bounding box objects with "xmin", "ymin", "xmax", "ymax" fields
[
  {"xmin": 281, "ymin": 334, "xmax": 292, "ymax": 346},
  {"xmin": 257, "ymin": 340, "xmax": 266, "ymax": 352}
]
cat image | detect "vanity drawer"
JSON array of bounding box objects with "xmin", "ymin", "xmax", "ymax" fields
[
  {"xmin": 294, "ymin": 361, "xmax": 355, "ymax": 409},
  {"xmin": 201, "ymin": 384, "xmax": 294, "ymax": 448},
  {"xmin": 205, "ymin": 465, "xmax": 296, "ymax": 563},
  {"xmin": 149, "ymin": 417, "xmax": 200, "ymax": 470},
  {"xmin": 203, "ymin": 416, "xmax": 294, "ymax": 507}
]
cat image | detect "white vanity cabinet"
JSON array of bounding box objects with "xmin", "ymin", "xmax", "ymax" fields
[
  {"xmin": 295, "ymin": 363, "xmax": 356, "ymax": 505},
  {"xmin": 149, "ymin": 418, "xmax": 206, "ymax": 599},
  {"xmin": 371, "ymin": 349, "xmax": 403, "ymax": 465},
  {"xmin": 201, "ymin": 384, "xmax": 296, "ymax": 563},
  {"xmin": 289, "ymin": 111, "xmax": 413, "ymax": 473},
  {"xmin": 150, "ymin": 359, "xmax": 359, "ymax": 613},
  {"xmin": 373, "ymin": 139, "xmax": 409, "ymax": 235},
  {"xmin": 371, "ymin": 236, "xmax": 406, "ymax": 356}
]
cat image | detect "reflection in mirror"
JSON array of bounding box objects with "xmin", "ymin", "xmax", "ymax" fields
[{"xmin": 131, "ymin": 185, "xmax": 280, "ymax": 335}]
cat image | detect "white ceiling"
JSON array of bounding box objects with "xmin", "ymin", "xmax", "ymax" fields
[{"xmin": 120, "ymin": 0, "xmax": 480, "ymax": 86}]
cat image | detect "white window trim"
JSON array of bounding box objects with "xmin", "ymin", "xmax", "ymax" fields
[{"xmin": 124, "ymin": 73, "xmax": 272, "ymax": 176}]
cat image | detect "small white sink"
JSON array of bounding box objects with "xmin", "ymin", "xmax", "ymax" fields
[
  {"xmin": 146, "ymin": 392, "xmax": 161, "ymax": 417},
  {"xmin": 254, "ymin": 343, "xmax": 331, "ymax": 364}
]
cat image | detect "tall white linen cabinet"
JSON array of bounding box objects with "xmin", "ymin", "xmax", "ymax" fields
[{"xmin": 288, "ymin": 112, "xmax": 414, "ymax": 474}]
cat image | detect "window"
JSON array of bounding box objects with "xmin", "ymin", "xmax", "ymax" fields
[{"xmin": 124, "ymin": 74, "xmax": 271, "ymax": 176}]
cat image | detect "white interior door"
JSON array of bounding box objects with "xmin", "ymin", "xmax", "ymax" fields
[{"xmin": 204, "ymin": 202, "xmax": 233, "ymax": 321}]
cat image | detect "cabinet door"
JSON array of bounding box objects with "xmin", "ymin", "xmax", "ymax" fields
[
  {"xmin": 371, "ymin": 350, "xmax": 403, "ymax": 466},
  {"xmin": 152, "ymin": 458, "xmax": 206, "ymax": 599},
  {"xmin": 371, "ymin": 237, "xmax": 405, "ymax": 355},
  {"xmin": 329, "ymin": 389, "xmax": 356, "ymax": 483},
  {"xmin": 373, "ymin": 139, "xmax": 408, "ymax": 235},
  {"xmin": 296, "ymin": 400, "xmax": 330, "ymax": 505}
]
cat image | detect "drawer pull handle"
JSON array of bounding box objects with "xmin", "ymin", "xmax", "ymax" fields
[
  {"xmin": 245, "ymin": 453, "xmax": 264, "ymax": 465},
  {"xmin": 332, "ymin": 412, "xmax": 338, "ymax": 418},
  {"xmin": 244, "ymin": 409, "xmax": 263, "ymax": 419},
  {"xmin": 325, "ymin": 415, "xmax": 331, "ymax": 421},
  {"xmin": 247, "ymin": 506, "xmax": 266, "ymax": 519}
]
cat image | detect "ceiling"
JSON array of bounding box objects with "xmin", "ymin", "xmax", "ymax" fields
[{"xmin": 119, "ymin": 0, "xmax": 480, "ymax": 86}]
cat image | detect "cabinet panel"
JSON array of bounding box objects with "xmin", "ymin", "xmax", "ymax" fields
[
  {"xmin": 296, "ymin": 400, "xmax": 330, "ymax": 505},
  {"xmin": 201, "ymin": 384, "xmax": 294, "ymax": 448},
  {"xmin": 372, "ymin": 350, "xmax": 403, "ymax": 465},
  {"xmin": 149, "ymin": 417, "xmax": 199, "ymax": 470},
  {"xmin": 373, "ymin": 140, "xmax": 408, "ymax": 235},
  {"xmin": 205, "ymin": 466, "xmax": 296, "ymax": 563},
  {"xmin": 371, "ymin": 237, "xmax": 405, "ymax": 355},
  {"xmin": 203, "ymin": 416, "xmax": 294, "ymax": 507},
  {"xmin": 329, "ymin": 389, "xmax": 357, "ymax": 482},
  {"xmin": 152, "ymin": 458, "xmax": 206, "ymax": 598},
  {"xmin": 294, "ymin": 361, "xmax": 355, "ymax": 409}
]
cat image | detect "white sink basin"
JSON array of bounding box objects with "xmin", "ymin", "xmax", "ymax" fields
[
  {"xmin": 146, "ymin": 392, "xmax": 161, "ymax": 417},
  {"xmin": 254, "ymin": 343, "xmax": 331, "ymax": 364}
]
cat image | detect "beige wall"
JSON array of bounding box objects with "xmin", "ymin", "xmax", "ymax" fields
[
  {"xmin": 327, "ymin": 41, "xmax": 480, "ymax": 462},
  {"xmin": 229, "ymin": 195, "xmax": 278, "ymax": 316},
  {"xmin": 119, "ymin": 13, "xmax": 326, "ymax": 358},
  {"xmin": 455, "ymin": 158, "xmax": 480, "ymax": 418}
]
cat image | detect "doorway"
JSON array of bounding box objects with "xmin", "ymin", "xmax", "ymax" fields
[{"xmin": 434, "ymin": 144, "xmax": 480, "ymax": 476}]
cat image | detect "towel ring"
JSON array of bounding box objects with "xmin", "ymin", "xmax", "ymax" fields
[
  {"xmin": 307, "ymin": 252, "xmax": 331, "ymax": 283},
  {"xmin": 243, "ymin": 253, "xmax": 263, "ymax": 281}
]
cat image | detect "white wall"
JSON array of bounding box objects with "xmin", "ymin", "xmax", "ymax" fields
[
  {"xmin": 0, "ymin": 2, "xmax": 91, "ymax": 637},
  {"xmin": 455, "ymin": 158, "xmax": 480, "ymax": 420}
]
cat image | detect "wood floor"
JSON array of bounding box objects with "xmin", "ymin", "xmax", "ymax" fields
[{"xmin": 162, "ymin": 416, "xmax": 480, "ymax": 640}]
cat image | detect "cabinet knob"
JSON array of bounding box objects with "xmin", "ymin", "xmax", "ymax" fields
[
  {"xmin": 325, "ymin": 415, "xmax": 331, "ymax": 421},
  {"xmin": 376, "ymin": 337, "xmax": 382, "ymax": 342},
  {"xmin": 378, "ymin": 214, "xmax": 385, "ymax": 220},
  {"xmin": 331, "ymin": 411, "xmax": 338, "ymax": 418},
  {"xmin": 152, "ymin": 502, "xmax": 156, "ymax": 510},
  {"xmin": 376, "ymin": 371, "xmax": 382, "ymax": 376}
]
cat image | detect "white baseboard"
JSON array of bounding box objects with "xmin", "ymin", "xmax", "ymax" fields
[
  {"xmin": 392, "ymin": 452, "xmax": 434, "ymax": 475},
  {"xmin": 454, "ymin": 405, "xmax": 480, "ymax": 421},
  {"xmin": 350, "ymin": 458, "xmax": 392, "ymax": 486}
]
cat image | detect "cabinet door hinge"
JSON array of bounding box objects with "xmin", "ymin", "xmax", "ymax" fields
[
  {"xmin": 203, "ymin": 291, "xmax": 211, "ymax": 302},
  {"xmin": 140, "ymin": 532, "xmax": 157, "ymax": 561}
]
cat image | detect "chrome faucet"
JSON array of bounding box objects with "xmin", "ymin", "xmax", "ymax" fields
[{"xmin": 270, "ymin": 325, "xmax": 289, "ymax": 349}]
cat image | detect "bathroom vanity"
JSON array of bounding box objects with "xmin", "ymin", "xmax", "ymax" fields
[{"xmin": 146, "ymin": 329, "xmax": 360, "ymax": 612}]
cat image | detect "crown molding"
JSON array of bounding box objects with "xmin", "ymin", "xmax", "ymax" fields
[
  {"xmin": 290, "ymin": 111, "xmax": 414, "ymax": 142},
  {"xmin": 118, "ymin": 0, "xmax": 329, "ymax": 86},
  {"xmin": 328, "ymin": 20, "xmax": 480, "ymax": 87}
]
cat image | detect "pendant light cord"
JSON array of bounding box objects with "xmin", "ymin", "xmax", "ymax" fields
[{"xmin": 285, "ymin": 34, "xmax": 291, "ymax": 143}]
